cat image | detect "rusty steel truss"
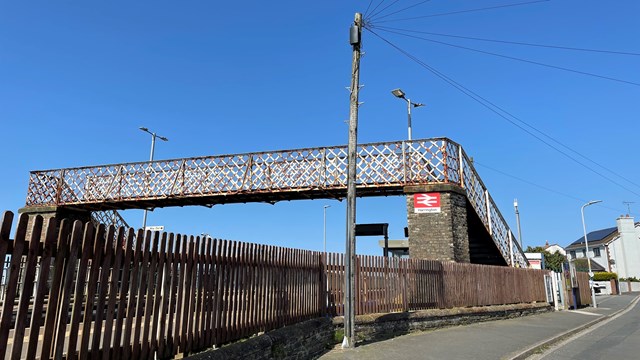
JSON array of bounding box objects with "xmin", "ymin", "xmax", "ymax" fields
[{"xmin": 25, "ymin": 138, "xmax": 527, "ymax": 267}]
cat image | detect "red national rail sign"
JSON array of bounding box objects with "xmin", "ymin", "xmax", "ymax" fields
[{"xmin": 414, "ymin": 193, "xmax": 441, "ymax": 213}]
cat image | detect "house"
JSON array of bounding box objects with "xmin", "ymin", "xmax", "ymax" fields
[
  {"xmin": 525, "ymin": 252, "xmax": 545, "ymax": 269},
  {"xmin": 608, "ymin": 216, "xmax": 640, "ymax": 279},
  {"xmin": 565, "ymin": 215, "xmax": 640, "ymax": 278},
  {"xmin": 543, "ymin": 241, "xmax": 566, "ymax": 256},
  {"xmin": 565, "ymin": 226, "xmax": 615, "ymax": 271}
]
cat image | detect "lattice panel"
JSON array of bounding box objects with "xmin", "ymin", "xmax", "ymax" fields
[
  {"xmin": 444, "ymin": 141, "xmax": 461, "ymax": 184},
  {"xmin": 461, "ymin": 159, "xmax": 488, "ymax": 228},
  {"xmin": 91, "ymin": 210, "xmax": 129, "ymax": 230},
  {"xmin": 357, "ymin": 143, "xmax": 404, "ymax": 186},
  {"xmin": 488, "ymin": 198, "xmax": 510, "ymax": 260},
  {"xmin": 405, "ymin": 140, "xmax": 447, "ymax": 183}
]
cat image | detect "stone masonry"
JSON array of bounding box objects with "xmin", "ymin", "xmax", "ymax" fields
[
  {"xmin": 18, "ymin": 206, "xmax": 91, "ymax": 242},
  {"xmin": 405, "ymin": 184, "xmax": 470, "ymax": 262}
]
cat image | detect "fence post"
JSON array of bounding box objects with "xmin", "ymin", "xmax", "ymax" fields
[
  {"xmin": 457, "ymin": 145, "xmax": 463, "ymax": 188},
  {"xmin": 485, "ymin": 190, "xmax": 492, "ymax": 236}
]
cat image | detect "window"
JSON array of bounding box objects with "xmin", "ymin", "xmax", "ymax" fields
[
  {"xmin": 581, "ymin": 249, "xmax": 586, "ymax": 257},
  {"xmin": 593, "ymin": 247, "xmax": 601, "ymax": 257},
  {"xmin": 570, "ymin": 250, "xmax": 576, "ymax": 259}
]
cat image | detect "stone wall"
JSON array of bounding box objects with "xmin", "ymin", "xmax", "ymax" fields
[
  {"xmin": 186, "ymin": 317, "xmax": 334, "ymax": 360},
  {"xmin": 405, "ymin": 184, "xmax": 470, "ymax": 262},
  {"xmin": 334, "ymin": 303, "xmax": 552, "ymax": 345}
]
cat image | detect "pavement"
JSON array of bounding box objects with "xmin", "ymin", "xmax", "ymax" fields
[{"xmin": 319, "ymin": 293, "xmax": 640, "ymax": 360}]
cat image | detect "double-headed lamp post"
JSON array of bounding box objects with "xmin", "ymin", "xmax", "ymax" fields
[
  {"xmin": 139, "ymin": 127, "xmax": 169, "ymax": 231},
  {"xmin": 581, "ymin": 199, "xmax": 602, "ymax": 308},
  {"xmin": 391, "ymin": 88, "xmax": 425, "ymax": 141}
]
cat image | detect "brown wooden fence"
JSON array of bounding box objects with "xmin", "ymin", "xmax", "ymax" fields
[
  {"xmin": 0, "ymin": 210, "xmax": 548, "ymax": 359},
  {"xmin": 0, "ymin": 212, "xmax": 324, "ymax": 360},
  {"xmin": 326, "ymin": 254, "xmax": 548, "ymax": 316},
  {"xmin": 566, "ymin": 271, "xmax": 592, "ymax": 308}
]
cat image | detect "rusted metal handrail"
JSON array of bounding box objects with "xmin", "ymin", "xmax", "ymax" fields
[{"xmin": 24, "ymin": 137, "xmax": 527, "ymax": 267}]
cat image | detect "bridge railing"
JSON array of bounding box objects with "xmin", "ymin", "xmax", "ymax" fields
[
  {"xmin": 457, "ymin": 147, "xmax": 527, "ymax": 267},
  {"xmin": 25, "ymin": 138, "xmax": 526, "ymax": 267}
]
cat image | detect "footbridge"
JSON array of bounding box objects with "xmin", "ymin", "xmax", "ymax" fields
[{"xmin": 23, "ymin": 138, "xmax": 528, "ymax": 267}]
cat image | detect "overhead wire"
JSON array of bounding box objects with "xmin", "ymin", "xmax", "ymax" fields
[
  {"xmin": 364, "ymin": 0, "xmax": 376, "ymax": 19},
  {"xmin": 474, "ymin": 161, "xmax": 626, "ymax": 214},
  {"xmin": 365, "ymin": 0, "xmax": 388, "ymax": 19},
  {"xmin": 369, "ymin": 0, "xmax": 403, "ymax": 20},
  {"xmin": 364, "ymin": 27, "xmax": 640, "ymax": 199},
  {"xmin": 368, "ymin": 27, "xmax": 640, "ymax": 57},
  {"xmin": 370, "ymin": 0, "xmax": 433, "ymax": 22},
  {"xmin": 370, "ymin": 26, "xmax": 640, "ymax": 87},
  {"xmin": 368, "ymin": 25, "xmax": 640, "ymax": 189},
  {"xmin": 370, "ymin": 0, "xmax": 550, "ymax": 24}
]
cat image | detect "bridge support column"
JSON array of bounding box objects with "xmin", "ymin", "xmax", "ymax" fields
[
  {"xmin": 405, "ymin": 184, "xmax": 470, "ymax": 263},
  {"xmin": 18, "ymin": 206, "xmax": 91, "ymax": 241}
]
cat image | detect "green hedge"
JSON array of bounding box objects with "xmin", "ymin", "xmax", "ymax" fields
[{"xmin": 593, "ymin": 272, "xmax": 618, "ymax": 281}]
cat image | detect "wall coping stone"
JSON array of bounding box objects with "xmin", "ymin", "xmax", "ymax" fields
[
  {"xmin": 333, "ymin": 302, "xmax": 550, "ymax": 326},
  {"xmin": 404, "ymin": 183, "xmax": 466, "ymax": 195}
]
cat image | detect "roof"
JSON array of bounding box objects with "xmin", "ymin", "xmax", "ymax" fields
[{"xmin": 566, "ymin": 226, "xmax": 617, "ymax": 250}]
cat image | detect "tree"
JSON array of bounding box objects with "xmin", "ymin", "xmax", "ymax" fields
[{"xmin": 525, "ymin": 246, "xmax": 567, "ymax": 272}]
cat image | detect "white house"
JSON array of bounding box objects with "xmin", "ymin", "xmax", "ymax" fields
[
  {"xmin": 565, "ymin": 215, "xmax": 640, "ymax": 278},
  {"xmin": 544, "ymin": 242, "xmax": 566, "ymax": 256},
  {"xmin": 607, "ymin": 216, "xmax": 640, "ymax": 279}
]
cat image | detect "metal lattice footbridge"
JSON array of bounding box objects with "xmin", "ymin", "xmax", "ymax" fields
[{"xmin": 25, "ymin": 138, "xmax": 527, "ymax": 267}]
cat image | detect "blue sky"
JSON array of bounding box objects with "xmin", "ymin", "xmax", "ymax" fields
[{"xmin": 1, "ymin": 1, "xmax": 639, "ymax": 255}]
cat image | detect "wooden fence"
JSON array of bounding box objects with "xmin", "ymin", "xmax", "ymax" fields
[
  {"xmin": 0, "ymin": 211, "xmax": 548, "ymax": 359},
  {"xmin": 326, "ymin": 254, "xmax": 548, "ymax": 316},
  {"xmin": 566, "ymin": 271, "xmax": 592, "ymax": 308},
  {"xmin": 0, "ymin": 212, "xmax": 324, "ymax": 360}
]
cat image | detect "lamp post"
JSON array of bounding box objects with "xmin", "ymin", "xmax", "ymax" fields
[
  {"xmin": 139, "ymin": 127, "xmax": 168, "ymax": 231},
  {"xmin": 323, "ymin": 204, "xmax": 331, "ymax": 313},
  {"xmin": 514, "ymin": 199, "xmax": 523, "ymax": 248},
  {"xmin": 391, "ymin": 88, "xmax": 425, "ymax": 141},
  {"xmin": 581, "ymin": 200, "xmax": 602, "ymax": 308},
  {"xmin": 323, "ymin": 205, "xmax": 331, "ymax": 254}
]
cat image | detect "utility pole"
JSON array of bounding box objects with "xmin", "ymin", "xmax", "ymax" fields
[{"xmin": 343, "ymin": 12, "xmax": 362, "ymax": 350}]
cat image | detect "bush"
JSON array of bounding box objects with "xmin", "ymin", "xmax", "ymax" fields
[
  {"xmin": 620, "ymin": 276, "xmax": 640, "ymax": 282},
  {"xmin": 593, "ymin": 272, "xmax": 617, "ymax": 281}
]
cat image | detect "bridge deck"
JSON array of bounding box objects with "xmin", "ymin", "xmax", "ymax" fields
[{"xmin": 25, "ymin": 138, "xmax": 527, "ymax": 267}]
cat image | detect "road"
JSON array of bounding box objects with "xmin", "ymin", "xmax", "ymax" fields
[{"xmin": 531, "ymin": 297, "xmax": 640, "ymax": 360}]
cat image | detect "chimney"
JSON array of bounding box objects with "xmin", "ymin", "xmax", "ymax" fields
[
  {"xmin": 617, "ymin": 215, "xmax": 635, "ymax": 235},
  {"xmin": 615, "ymin": 215, "xmax": 637, "ymax": 279}
]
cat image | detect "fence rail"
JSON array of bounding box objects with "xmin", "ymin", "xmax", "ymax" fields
[{"xmin": 1, "ymin": 211, "xmax": 546, "ymax": 359}]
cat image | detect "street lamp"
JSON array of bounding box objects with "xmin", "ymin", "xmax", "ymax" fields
[
  {"xmin": 581, "ymin": 199, "xmax": 602, "ymax": 308},
  {"xmin": 323, "ymin": 205, "xmax": 331, "ymax": 254},
  {"xmin": 323, "ymin": 204, "xmax": 331, "ymax": 314},
  {"xmin": 514, "ymin": 199, "xmax": 523, "ymax": 248},
  {"xmin": 391, "ymin": 88, "xmax": 425, "ymax": 141},
  {"xmin": 139, "ymin": 126, "xmax": 169, "ymax": 231}
]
